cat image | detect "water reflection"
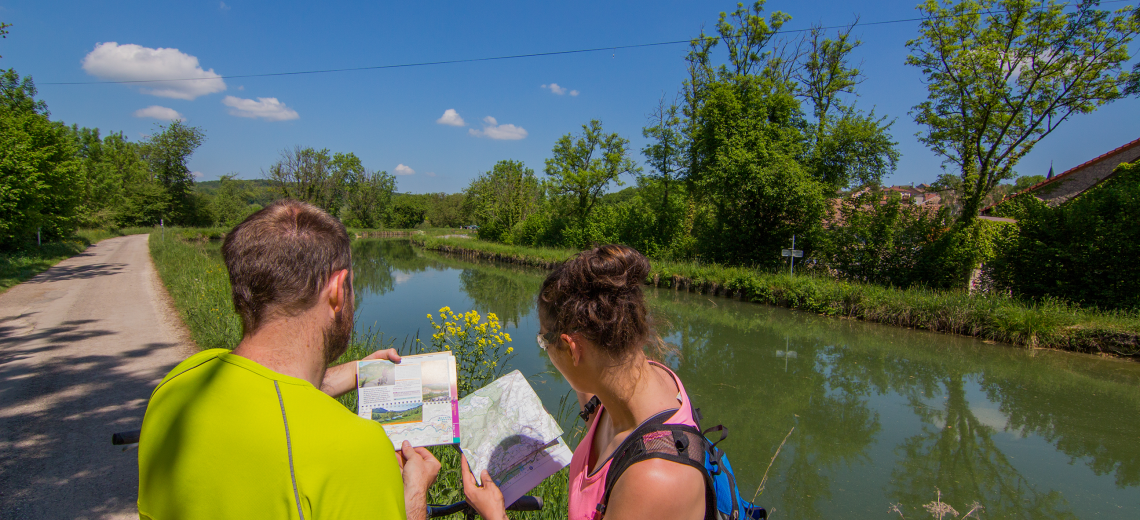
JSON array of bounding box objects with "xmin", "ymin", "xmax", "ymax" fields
[{"xmin": 350, "ymin": 239, "xmax": 1140, "ymax": 519}]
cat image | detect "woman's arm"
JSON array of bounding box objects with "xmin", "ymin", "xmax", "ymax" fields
[
  {"xmin": 461, "ymin": 455, "xmax": 508, "ymax": 520},
  {"xmin": 604, "ymin": 459, "xmax": 706, "ymax": 520}
]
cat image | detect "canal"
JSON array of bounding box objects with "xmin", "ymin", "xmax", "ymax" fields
[{"xmin": 351, "ymin": 239, "xmax": 1140, "ymax": 519}]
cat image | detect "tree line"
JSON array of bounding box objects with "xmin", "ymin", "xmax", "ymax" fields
[
  {"xmin": 0, "ymin": 68, "xmax": 474, "ymax": 249},
  {"xmin": 463, "ymin": 0, "xmax": 1139, "ymax": 306}
]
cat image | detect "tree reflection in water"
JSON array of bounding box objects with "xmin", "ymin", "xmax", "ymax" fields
[{"xmin": 888, "ymin": 372, "xmax": 1078, "ymax": 520}]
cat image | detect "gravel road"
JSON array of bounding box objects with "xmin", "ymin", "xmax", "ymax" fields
[{"xmin": 0, "ymin": 234, "xmax": 193, "ymax": 519}]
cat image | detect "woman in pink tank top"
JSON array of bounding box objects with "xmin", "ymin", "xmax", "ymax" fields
[{"xmin": 460, "ymin": 245, "xmax": 706, "ymax": 520}]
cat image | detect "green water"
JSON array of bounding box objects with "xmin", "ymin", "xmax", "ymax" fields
[{"xmin": 351, "ymin": 239, "xmax": 1140, "ymax": 519}]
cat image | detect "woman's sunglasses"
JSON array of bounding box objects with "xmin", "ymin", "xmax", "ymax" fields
[{"xmin": 536, "ymin": 331, "xmax": 559, "ymax": 352}]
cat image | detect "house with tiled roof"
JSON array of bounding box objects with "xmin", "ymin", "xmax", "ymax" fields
[{"xmin": 982, "ymin": 137, "xmax": 1140, "ymax": 214}]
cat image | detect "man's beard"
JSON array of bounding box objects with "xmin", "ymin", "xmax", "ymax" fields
[{"xmin": 322, "ymin": 297, "xmax": 354, "ymax": 366}]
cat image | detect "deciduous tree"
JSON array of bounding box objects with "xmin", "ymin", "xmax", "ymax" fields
[
  {"xmin": 465, "ymin": 159, "xmax": 542, "ymax": 241},
  {"xmin": 141, "ymin": 120, "xmax": 205, "ymax": 223},
  {"xmin": 544, "ymin": 120, "xmax": 639, "ymax": 229},
  {"xmin": 907, "ymin": 0, "xmax": 1140, "ymax": 224},
  {"xmin": 0, "ymin": 70, "xmax": 81, "ymax": 246}
]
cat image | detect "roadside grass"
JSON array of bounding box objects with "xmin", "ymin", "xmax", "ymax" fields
[
  {"xmin": 148, "ymin": 229, "xmax": 241, "ymax": 350},
  {"xmin": 0, "ymin": 226, "xmax": 153, "ymax": 293},
  {"xmin": 416, "ymin": 236, "xmax": 1140, "ymax": 357},
  {"xmin": 150, "ymin": 229, "xmax": 571, "ymax": 518}
]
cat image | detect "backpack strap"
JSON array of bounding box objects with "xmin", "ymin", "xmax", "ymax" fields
[{"xmin": 597, "ymin": 413, "xmax": 718, "ymax": 520}]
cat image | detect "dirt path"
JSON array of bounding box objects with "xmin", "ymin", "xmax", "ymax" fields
[{"xmin": 0, "ymin": 234, "xmax": 194, "ymax": 519}]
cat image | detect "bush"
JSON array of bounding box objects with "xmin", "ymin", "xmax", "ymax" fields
[{"xmin": 988, "ymin": 161, "xmax": 1140, "ymax": 309}]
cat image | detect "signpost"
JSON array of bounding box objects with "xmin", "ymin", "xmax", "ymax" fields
[
  {"xmin": 776, "ymin": 337, "xmax": 797, "ymax": 372},
  {"xmin": 781, "ymin": 234, "xmax": 803, "ymax": 275}
]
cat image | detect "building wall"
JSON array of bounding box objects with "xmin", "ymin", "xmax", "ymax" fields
[{"xmin": 1034, "ymin": 146, "xmax": 1140, "ymax": 206}]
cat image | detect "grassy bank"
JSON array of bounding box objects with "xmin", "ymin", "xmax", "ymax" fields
[
  {"xmin": 0, "ymin": 227, "xmax": 153, "ymax": 293},
  {"xmin": 148, "ymin": 229, "xmax": 569, "ymax": 519},
  {"xmin": 414, "ymin": 236, "xmax": 1140, "ymax": 357}
]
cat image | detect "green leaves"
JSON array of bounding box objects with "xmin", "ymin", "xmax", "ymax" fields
[
  {"xmin": 907, "ymin": 0, "xmax": 1140, "ymax": 222},
  {"xmin": 465, "ymin": 159, "xmax": 541, "ymax": 241},
  {"xmin": 1, "ymin": 70, "xmax": 82, "ymax": 246},
  {"xmin": 543, "ymin": 120, "xmax": 639, "ymax": 238}
]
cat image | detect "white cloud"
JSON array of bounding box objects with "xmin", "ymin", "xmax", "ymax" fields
[
  {"xmin": 436, "ymin": 109, "xmax": 465, "ymax": 126},
  {"xmin": 191, "ymin": 171, "xmax": 204, "ymax": 178},
  {"xmin": 394, "ymin": 164, "xmax": 415, "ymax": 176},
  {"xmin": 425, "ymin": 171, "xmax": 437, "ymax": 177},
  {"xmin": 468, "ymin": 116, "xmax": 528, "ymax": 140},
  {"xmin": 237, "ymin": 85, "xmax": 244, "ymax": 91},
  {"xmin": 219, "ymin": 1, "xmax": 231, "ymax": 10},
  {"xmin": 570, "ymin": 90, "xmax": 579, "ymax": 96},
  {"xmin": 541, "ymin": 83, "xmax": 568, "ymax": 95},
  {"xmin": 82, "ymin": 42, "xmax": 226, "ymax": 100},
  {"xmin": 133, "ymin": 105, "xmax": 184, "ymax": 121},
  {"xmin": 222, "ymin": 96, "xmax": 299, "ymax": 121}
]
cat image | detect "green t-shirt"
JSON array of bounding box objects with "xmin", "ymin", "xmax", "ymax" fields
[{"xmin": 138, "ymin": 349, "xmax": 405, "ymax": 519}]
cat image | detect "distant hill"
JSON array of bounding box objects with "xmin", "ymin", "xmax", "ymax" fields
[{"xmin": 194, "ymin": 178, "xmax": 278, "ymax": 207}]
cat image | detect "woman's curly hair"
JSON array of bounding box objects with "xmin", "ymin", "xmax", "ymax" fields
[{"xmin": 538, "ymin": 244, "xmax": 669, "ymax": 359}]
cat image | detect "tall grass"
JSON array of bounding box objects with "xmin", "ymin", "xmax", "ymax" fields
[{"xmin": 417, "ymin": 236, "xmax": 1140, "ymax": 357}]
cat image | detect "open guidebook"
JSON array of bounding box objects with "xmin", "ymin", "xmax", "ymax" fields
[
  {"xmin": 358, "ymin": 356, "xmax": 572, "ymax": 505},
  {"xmin": 356, "ymin": 352, "xmax": 461, "ymax": 449}
]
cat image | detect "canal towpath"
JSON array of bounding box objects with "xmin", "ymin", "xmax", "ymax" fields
[{"xmin": 0, "ymin": 234, "xmax": 193, "ymax": 519}]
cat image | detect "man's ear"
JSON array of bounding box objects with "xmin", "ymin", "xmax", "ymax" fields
[{"xmin": 328, "ymin": 269, "xmax": 351, "ymax": 313}]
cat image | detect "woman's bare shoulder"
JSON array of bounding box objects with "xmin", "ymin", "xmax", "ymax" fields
[{"xmin": 605, "ymin": 458, "xmax": 706, "ymax": 520}]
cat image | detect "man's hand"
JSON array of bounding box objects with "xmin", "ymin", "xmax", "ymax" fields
[
  {"xmin": 319, "ymin": 348, "xmax": 400, "ymax": 398},
  {"xmin": 461, "ymin": 454, "xmax": 507, "ymax": 520},
  {"xmin": 397, "ymin": 440, "xmax": 440, "ymax": 520}
]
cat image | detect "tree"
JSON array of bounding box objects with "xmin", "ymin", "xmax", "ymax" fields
[
  {"xmin": 141, "ymin": 120, "xmax": 205, "ymax": 223},
  {"xmin": 341, "ymin": 157, "xmax": 396, "ymax": 229},
  {"xmin": 682, "ymin": 2, "xmax": 833, "ymax": 265},
  {"xmin": 465, "ymin": 159, "xmax": 542, "ymax": 241},
  {"xmin": 424, "ymin": 193, "xmax": 468, "ymax": 228},
  {"xmin": 266, "ymin": 146, "xmax": 344, "ymax": 216},
  {"xmin": 0, "ymin": 69, "xmax": 82, "ymax": 246},
  {"xmin": 544, "ymin": 120, "xmax": 639, "ymax": 229},
  {"xmin": 795, "ymin": 20, "xmax": 899, "ymax": 192},
  {"xmin": 906, "ymin": 0, "xmax": 1140, "ymax": 224},
  {"xmin": 210, "ymin": 174, "xmax": 255, "ymax": 227},
  {"xmin": 386, "ymin": 195, "xmax": 428, "ymax": 229},
  {"xmin": 641, "ymin": 96, "xmax": 689, "ymax": 242}
]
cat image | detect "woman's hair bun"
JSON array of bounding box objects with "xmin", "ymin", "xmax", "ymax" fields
[
  {"xmin": 539, "ymin": 244, "xmax": 657, "ymax": 358},
  {"xmin": 583, "ymin": 244, "xmax": 649, "ymax": 293}
]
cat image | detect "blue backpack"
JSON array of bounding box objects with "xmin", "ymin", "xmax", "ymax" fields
[{"xmin": 583, "ymin": 397, "xmax": 767, "ymax": 520}]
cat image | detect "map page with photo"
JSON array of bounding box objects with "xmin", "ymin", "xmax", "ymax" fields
[
  {"xmin": 459, "ymin": 370, "xmax": 573, "ymax": 506},
  {"xmin": 357, "ymin": 352, "xmax": 460, "ymax": 449}
]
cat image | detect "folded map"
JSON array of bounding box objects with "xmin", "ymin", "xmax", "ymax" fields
[{"xmin": 459, "ymin": 370, "xmax": 573, "ymax": 506}]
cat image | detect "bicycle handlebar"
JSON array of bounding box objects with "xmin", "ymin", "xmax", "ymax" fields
[
  {"xmin": 428, "ymin": 496, "xmax": 543, "ymax": 518},
  {"xmin": 112, "ymin": 430, "xmax": 544, "ymax": 518},
  {"xmin": 112, "ymin": 429, "xmax": 141, "ymax": 445}
]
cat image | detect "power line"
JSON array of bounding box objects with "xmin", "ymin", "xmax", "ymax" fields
[{"xmin": 41, "ymin": 0, "xmax": 1135, "ymax": 86}]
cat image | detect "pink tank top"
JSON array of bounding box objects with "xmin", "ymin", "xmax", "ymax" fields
[{"xmin": 566, "ymin": 361, "xmax": 698, "ymax": 520}]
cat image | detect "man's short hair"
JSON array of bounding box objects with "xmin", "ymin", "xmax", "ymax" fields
[{"xmin": 222, "ymin": 199, "xmax": 351, "ymax": 336}]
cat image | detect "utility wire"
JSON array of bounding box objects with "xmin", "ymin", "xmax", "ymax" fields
[{"xmin": 41, "ymin": 0, "xmax": 1135, "ymax": 86}]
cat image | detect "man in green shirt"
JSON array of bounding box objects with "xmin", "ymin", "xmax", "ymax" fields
[{"xmin": 138, "ymin": 200, "xmax": 439, "ymax": 519}]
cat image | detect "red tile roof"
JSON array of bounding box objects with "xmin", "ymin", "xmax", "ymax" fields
[{"xmin": 981, "ymin": 136, "xmax": 1140, "ymax": 214}]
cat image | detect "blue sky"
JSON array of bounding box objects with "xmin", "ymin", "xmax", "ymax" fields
[{"xmin": 3, "ymin": 0, "xmax": 1137, "ymax": 193}]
